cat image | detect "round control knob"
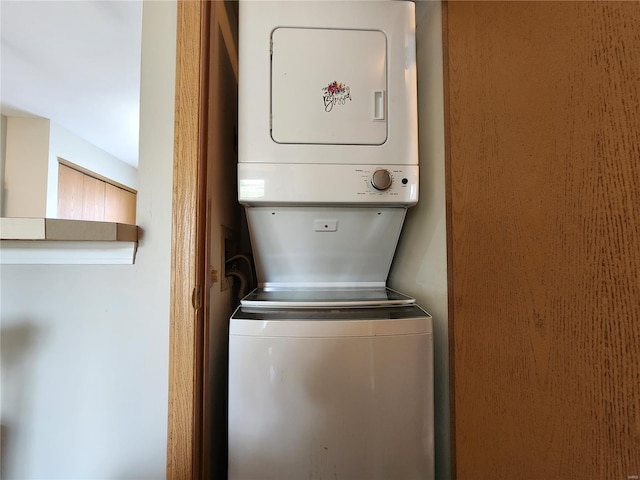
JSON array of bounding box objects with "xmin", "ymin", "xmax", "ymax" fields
[{"xmin": 370, "ymin": 169, "xmax": 393, "ymax": 191}]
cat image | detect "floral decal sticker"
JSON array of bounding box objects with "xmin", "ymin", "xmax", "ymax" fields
[{"xmin": 322, "ymin": 81, "xmax": 352, "ymax": 112}]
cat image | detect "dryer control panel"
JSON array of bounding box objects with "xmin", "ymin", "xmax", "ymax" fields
[{"xmin": 238, "ymin": 163, "xmax": 419, "ymax": 205}]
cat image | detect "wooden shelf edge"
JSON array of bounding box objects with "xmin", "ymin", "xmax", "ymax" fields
[
  {"xmin": 0, "ymin": 218, "xmax": 139, "ymax": 264},
  {"xmin": 0, "ymin": 218, "xmax": 139, "ymax": 242}
]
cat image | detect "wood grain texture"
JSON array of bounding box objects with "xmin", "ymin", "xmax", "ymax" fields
[
  {"xmin": 58, "ymin": 163, "xmax": 136, "ymax": 223},
  {"xmin": 444, "ymin": 2, "xmax": 640, "ymax": 478},
  {"xmin": 82, "ymin": 175, "xmax": 106, "ymax": 221},
  {"xmin": 167, "ymin": 1, "xmax": 209, "ymax": 479},
  {"xmin": 104, "ymin": 184, "xmax": 136, "ymax": 224},
  {"xmin": 57, "ymin": 163, "xmax": 85, "ymax": 220}
]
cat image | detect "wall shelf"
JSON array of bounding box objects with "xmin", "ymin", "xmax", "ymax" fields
[{"xmin": 0, "ymin": 218, "xmax": 139, "ymax": 264}]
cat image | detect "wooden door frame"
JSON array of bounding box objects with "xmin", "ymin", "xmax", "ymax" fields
[
  {"xmin": 167, "ymin": 1, "xmax": 211, "ymax": 478},
  {"xmin": 441, "ymin": 3, "xmax": 456, "ymax": 478}
]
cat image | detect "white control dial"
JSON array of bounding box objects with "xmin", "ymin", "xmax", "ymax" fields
[{"xmin": 370, "ymin": 169, "xmax": 393, "ymax": 191}]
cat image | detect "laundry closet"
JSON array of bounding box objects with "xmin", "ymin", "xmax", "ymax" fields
[{"xmin": 170, "ymin": 1, "xmax": 447, "ymax": 479}]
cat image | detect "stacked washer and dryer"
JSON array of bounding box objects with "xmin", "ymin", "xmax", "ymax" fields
[{"xmin": 228, "ymin": 2, "xmax": 434, "ymax": 479}]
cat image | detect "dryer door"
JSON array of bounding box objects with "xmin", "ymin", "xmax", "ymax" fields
[{"xmin": 271, "ymin": 27, "xmax": 387, "ymax": 145}]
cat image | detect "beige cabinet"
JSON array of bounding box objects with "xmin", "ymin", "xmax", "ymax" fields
[
  {"xmin": 57, "ymin": 163, "xmax": 136, "ymax": 224},
  {"xmin": 82, "ymin": 175, "xmax": 106, "ymax": 221},
  {"xmin": 105, "ymin": 183, "xmax": 136, "ymax": 224}
]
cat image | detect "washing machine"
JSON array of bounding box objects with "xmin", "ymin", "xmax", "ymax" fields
[
  {"xmin": 228, "ymin": 300, "xmax": 433, "ymax": 480},
  {"xmin": 229, "ymin": 1, "xmax": 433, "ymax": 478}
]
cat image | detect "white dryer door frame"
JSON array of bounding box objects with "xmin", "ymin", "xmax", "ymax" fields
[{"xmin": 270, "ymin": 27, "xmax": 388, "ymax": 145}]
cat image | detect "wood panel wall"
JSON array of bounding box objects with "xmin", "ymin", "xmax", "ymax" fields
[{"xmin": 444, "ymin": 2, "xmax": 640, "ymax": 478}]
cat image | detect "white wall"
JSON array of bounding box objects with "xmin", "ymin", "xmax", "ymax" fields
[
  {"xmin": 0, "ymin": 2, "xmax": 176, "ymax": 479},
  {"xmin": 1, "ymin": 115, "xmax": 9, "ymax": 215},
  {"xmin": 388, "ymin": 1, "xmax": 450, "ymax": 478}
]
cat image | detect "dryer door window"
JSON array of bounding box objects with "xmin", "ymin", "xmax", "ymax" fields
[{"xmin": 271, "ymin": 27, "xmax": 387, "ymax": 145}]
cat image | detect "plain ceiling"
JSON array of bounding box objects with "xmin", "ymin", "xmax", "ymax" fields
[{"xmin": 1, "ymin": 0, "xmax": 143, "ymax": 167}]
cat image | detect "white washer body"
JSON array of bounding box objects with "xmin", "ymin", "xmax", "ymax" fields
[{"xmin": 228, "ymin": 305, "xmax": 434, "ymax": 480}]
